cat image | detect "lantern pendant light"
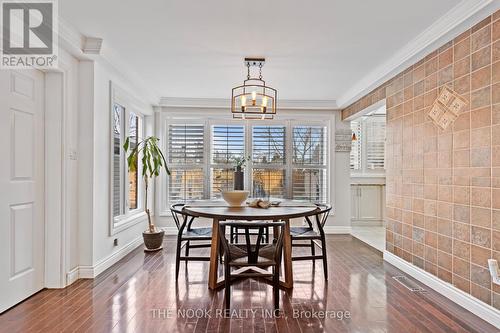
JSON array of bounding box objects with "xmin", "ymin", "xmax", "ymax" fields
[{"xmin": 231, "ymin": 58, "xmax": 277, "ymax": 119}]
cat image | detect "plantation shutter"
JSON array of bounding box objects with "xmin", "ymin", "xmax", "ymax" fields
[
  {"xmin": 251, "ymin": 126, "xmax": 286, "ymax": 198},
  {"xmin": 167, "ymin": 124, "xmax": 205, "ymax": 202},
  {"xmin": 211, "ymin": 125, "xmax": 245, "ymax": 197},
  {"xmin": 350, "ymin": 121, "xmax": 362, "ymax": 170},
  {"xmin": 292, "ymin": 125, "xmax": 327, "ymax": 203},
  {"xmin": 168, "ymin": 124, "xmax": 205, "ymax": 164},
  {"xmin": 366, "ymin": 117, "xmax": 385, "ymax": 170}
]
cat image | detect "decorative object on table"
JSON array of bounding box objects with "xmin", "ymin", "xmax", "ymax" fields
[
  {"xmin": 232, "ymin": 156, "xmax": 249, "ymax": 190},
  {"xmin": 231, "ymin": 57, "xmax": 277, "ymax": 120},
  {"xmin": 124, "ymin": 136, "xmax": 170, "ymax": 251},
  {"xmin": 428, "ymin": 86, "xmax": 468, "ymax": 130},
  {"xmin": 247, "ymin": 198, "xmax": 272, "ymax": 209},
  {"xmin": 221, "ymin": 190, "xmax": 249, "ymax": 207}
]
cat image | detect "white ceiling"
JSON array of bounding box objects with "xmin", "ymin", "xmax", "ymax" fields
[{"xmin": 61, "ymin": 0, "xmax": 463, "ymax": 104}]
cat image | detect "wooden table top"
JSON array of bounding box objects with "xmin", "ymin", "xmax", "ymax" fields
[{"xmin": 183, "ymin": 201, "xmax": 319, "ymax": 220}]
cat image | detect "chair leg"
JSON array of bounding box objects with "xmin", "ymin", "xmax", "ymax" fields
[
  {"xmin": 320, "ymin": 236, "xmax": 328, "ymax": 280},
  {"xmin": 224, "ymin": 268, "xmax": 231, "ymax": 309},
  {"xmin": 175, "ymin": 238, "xmax": 182, "ymax": 281},
  {"xmin": 230, "ymin": 226, "xmax": 234, "ymax": 243},
  {"xmin": 185, "ymin": 240, "xmax": 190, "ymax": 262},
  {"xmin": 273, "ymin": 265, "xmax": 280, "ymax": 309},
  {"xmin": 265, "ymin": 227, "xmax": 269, "ymax": 243},
  {"xmin": 219, "ymin": 241, "xmax": 223, "ymax": 264},
  {"xmin": 310, "ymin": 240, "xmax": 315, "ymax": 256}
]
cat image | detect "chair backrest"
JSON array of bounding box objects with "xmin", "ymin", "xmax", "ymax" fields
[
  {"xmin": 304, "ymin": 204, "xmax": 332, "ymax": 230},
  {"xmin": 170, "ymin": 203, "xmax": 196, "ymax": 232},
  {"xmin": 218, "ymin": 221, "xmax": 285, "ymax": 264}
]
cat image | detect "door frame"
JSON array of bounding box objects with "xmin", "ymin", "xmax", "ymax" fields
[{"xmin": 43, "ymin": 59, "xmax": 74, "ymax": 288}]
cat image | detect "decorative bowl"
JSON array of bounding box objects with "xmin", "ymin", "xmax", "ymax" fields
[{"xmin": 222, "ymin": 190, "xmax": 249, "ymax": 207}]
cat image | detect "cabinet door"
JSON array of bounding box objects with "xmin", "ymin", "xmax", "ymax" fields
[
  {"xmin": 358, "ymin": 185, "xmax": 382, "ymax": 220},
  {"xmin": 351, "ymin": 185, "xmax": 359, "ymax": 219}
]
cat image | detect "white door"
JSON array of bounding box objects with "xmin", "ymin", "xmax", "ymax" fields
[{"xmin": 0, "ymin": 69, "xmax": 45, "ymax": 313}]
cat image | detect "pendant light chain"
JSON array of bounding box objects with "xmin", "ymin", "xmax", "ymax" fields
[
  {"xmin": 247, "ymin": 63, "xmax": 251, "ymax": 80},
  {"xmin": 259, "ymin": 63, "xmax": 263, "ymax": 80}
]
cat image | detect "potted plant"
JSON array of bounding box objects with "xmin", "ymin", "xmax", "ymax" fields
[
  {"xmin": 232, "ymin": 156, "xmax": 249, "ymax": 190},
  {"xmin": 124, "ymin": 136, "xmax": 170, "ymax": 251}
]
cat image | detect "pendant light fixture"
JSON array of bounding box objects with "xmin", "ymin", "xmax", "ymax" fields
[{"xmin": 231, "ymin": 58, "xmax": 277, "ymax": 119}]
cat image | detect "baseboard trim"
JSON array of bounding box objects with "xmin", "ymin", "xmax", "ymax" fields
[
  {"xmin": 162, "ymin": 226, "xmax": 178, "ymax": 235},
  {"xmin": 66, "ymin": 267, "xmax": 80, "ymax": 285},
  {"xmin": 65, "ymin": 236, "xmax": 143, "ymax": 285},
  {"xmin": 383, "ymin": 251, "xmax": 500, "ymax": 329},
  {"xmin": 93, "ymin": 236, "xmax": 143, "ymax": 277},
  {"xmin": 323, "ymin": 226, "xmax": 351, "ymax": 234}
]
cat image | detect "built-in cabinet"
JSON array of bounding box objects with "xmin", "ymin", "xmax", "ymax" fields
[{"xmin": 351, "ymin": 184, "xmax": 385, "ymax": 225}]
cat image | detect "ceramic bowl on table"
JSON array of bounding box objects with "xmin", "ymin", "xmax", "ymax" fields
[{"xmin": 221, "ymin": 190, "xmax": 249, "ymax": 207}]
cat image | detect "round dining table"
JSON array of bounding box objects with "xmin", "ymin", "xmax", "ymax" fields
[{"xmin": 183, "ymin": 202, "xmax": 319, "ymax": 290}]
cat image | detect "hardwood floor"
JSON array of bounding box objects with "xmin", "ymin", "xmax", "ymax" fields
[{"xmin": 0, "ymin": 235, "xmax": 497, "ymax": 333}]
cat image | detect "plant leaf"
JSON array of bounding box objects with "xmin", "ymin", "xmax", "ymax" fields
[{"xmin": 123, "ymin": 137, "xmax": 130, "ymax": 152}]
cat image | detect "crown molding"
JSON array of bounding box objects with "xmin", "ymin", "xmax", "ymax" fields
[
  {"xmin": 83, "ymin": 37, "xmax": 103, "ymax": 55},
  {"xmin": 57, "ymin": 18, "xmax": 160, "ymax": 106},
  {"xmin": 337, "ymin": 0, "xmax": 498, "ymax": 108},
  {"xmin": 159, "ymin": 97, "xmax": 338, "ymax": 110}
]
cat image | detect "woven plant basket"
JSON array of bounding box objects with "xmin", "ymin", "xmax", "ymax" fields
[{"xmin": 143, "ymin": 230, "xmax": 164, "ymax": 251}]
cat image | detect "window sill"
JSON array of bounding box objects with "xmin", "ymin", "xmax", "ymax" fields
[{"xmin": 111, "ymin": 210, "xmax": 147, "ymax": 235}]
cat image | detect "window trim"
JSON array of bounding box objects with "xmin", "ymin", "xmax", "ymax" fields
[
  {"xmin": 109, "ymin": 82, "xmax": 147, "ymax": 235},
  {"xmin": 160, "ymin": 114, "xmax": 331, "ymax": 211}
]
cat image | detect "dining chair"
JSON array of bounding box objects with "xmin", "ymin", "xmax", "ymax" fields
[
  {"xmin": 229, "ymin": 224, "xmax": 269, "ymax": 244},
  {"xmin": 171, "ymin": 203, "xmax": 212, "ymax": 280},
  {"xmin": 290, "ymin": 204, "xmax": 332, "ymax": 279},
  {"xmin": 218, "ymin": 221, "xmax": 285, "ymax": 310}
]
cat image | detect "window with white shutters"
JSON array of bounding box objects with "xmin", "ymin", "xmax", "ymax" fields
[
  {"xmin": 211, "ymin": 125, "xmax": 245, "ymax": 197},
  {"xmin": 164, "ymin": 120, "xmax": 329, "ymax": 205},
  {"xmin": 167, "ymin": 124, "xmax": 205, "ymax": 202},
  {"xmin": 292, "ymin": 125, "xmax": 327, "ymax": 203},
  {"xmin": 251, "ymin": 125, "xmax": 286, "ymax": 198},
  {"xmin": 350, "ymin": 115, "xmax": 386, "ymax": 175},
  {"xmin": 112, "ymin": 103, "xmax": 144, "ymax": 218}
]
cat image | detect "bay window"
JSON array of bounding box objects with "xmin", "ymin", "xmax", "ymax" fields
[{"xmin": 165, "ymin": 119, "xmax": 328, "ymax": 204}]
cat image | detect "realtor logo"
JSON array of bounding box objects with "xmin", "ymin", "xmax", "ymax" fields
[{"xmin": 1, "ymin": 0, "xmax": 58, "ymax": 69}]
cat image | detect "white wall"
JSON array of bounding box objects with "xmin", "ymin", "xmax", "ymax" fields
[
  {"xmin": 328, "ymin": 112, "xmax": 351, "ymax": 231},
  {"xmin": 77, "ymin": 60, "xmax": 95, "ymax": 268}
]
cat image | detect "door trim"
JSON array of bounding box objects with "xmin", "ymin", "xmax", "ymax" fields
[{"xmin": 44, "ymin": 59, "xmax": 74, "ymax": 288}]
